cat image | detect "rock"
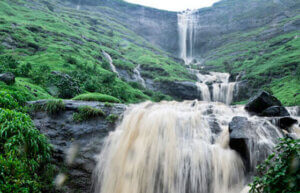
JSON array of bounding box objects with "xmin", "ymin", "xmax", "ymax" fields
[
  {"xmin": 28, "ymin": 100, "xmax": 127, "ymax": 193},
  {"xmin": 233, "ymin": 80, "xmax": 254, "ymax": 102},
  {"xmin": 277, "ymin": 117, "xmax": 298, "ymax": 130},
  {"xmin": 245, "ymin": 91, "xmax": 282, "ymax": 114},
  {"xmin": 0, "ymin": 72, "xmax": 15, "ymax": 85},
  {"xmin": 261, "ymin": 106, "xmax": 290, "ymax": 117},
  {"xmin": 228, "ymin": 116, "xmax": 282, "ymax": 173},
  {"xmin": 228, "ymin": 116, "xmax": 252, "ymax": 171},
  {"xmin": 157, "ymin": 81, "xmax": 201, "ymax": 100}
]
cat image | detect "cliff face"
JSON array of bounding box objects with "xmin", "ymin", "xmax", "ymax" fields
[{"xmin": 72, "ymin": 0, "xmax": 300, "ymax": 58}]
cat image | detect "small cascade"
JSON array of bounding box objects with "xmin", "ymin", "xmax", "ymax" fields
[
  {"xmin": 191, "ymin": 69, "xmax": 237, "ymax": 105},
  {"xmin": 76, "ymin": 0, "xmax": 82, "ymax": 10},
  {"xmin": 133, "ymin": 64, "xmax": 146, "ymax": 87},
  {"xmin": 94, "ymin": 101, "xmax": 286, "ymax": 193},
  {"xmin": 178, "ymin": 10, "xmax": 197, "ymax": 65},
  {"xmin": 102, "ymin": 51, "xmax": 119, "ymax": 76}
]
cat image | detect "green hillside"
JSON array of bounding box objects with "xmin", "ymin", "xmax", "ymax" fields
[{"xmin": 0, "ymin": 0, "xmax": 193, "ymax": 103}]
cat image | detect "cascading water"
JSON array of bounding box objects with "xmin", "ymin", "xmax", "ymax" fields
[
  {"xmin": 178, "ymin": 11, "xmax": 197, "ymax": 65},
  {"xmin": 94, "ymin": 100, "xmax": 288, "ymax": 193},
  {"xmin": 133, "ymin": 64, "xmax": 146, "ymax": 87},
  {"xmin": 102, "ymin": 51, "xmax": 119, "ymax": 76},
  {"xmin": 191, "ymin": 69, "xmax": 237, "ymax": 105}
]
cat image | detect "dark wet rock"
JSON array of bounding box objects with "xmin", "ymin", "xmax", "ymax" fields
[
  {"xmin": 261, "ymin": 106, "xmax": 290, "ymax": 117},
  {"xmin": 229, "ymin": 116, "xmax": 252, "ymax": 171},
  {"xmin": 245, "ymin": 91, "xmax": 282, "ymax": 114},
  {"xmin": 277, "ymin": 117, "xmax": 298, "ymax": 130},
  {"xmin": 156, "ymin": 81, "xmax": 201, "ymax": 100},
  {"xmin": 228, "ymin": 116, "xmax": 282, "ymax": 173},
  {"xmin": 28, "ymin": 100, "xmax": 127, "ymax": 193},
  {"xmin": 0, "ymin": 72, "xmax": 15, "ymax": 85}
]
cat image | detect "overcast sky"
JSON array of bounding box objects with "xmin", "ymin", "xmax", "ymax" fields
[{"xmin": 124, "ymin": 0, "xmax": 221, "ymax": 11}]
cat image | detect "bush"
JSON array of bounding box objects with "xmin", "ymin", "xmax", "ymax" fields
[
  {"xmin": 0, "ymin": 90, "xmax": 19, "ymax": 110},
  {"xmin": 73, "ymin": 105, "xmax": 105, "ymax": 122},
  {"xmin": 45, "ymin": 99, "xmax": 65, "ymax": 115},
  {"xmin": 73, "ymin": 93, "xmax": 121, "ymax": 103},
  {"xmin": 250, "ymin": 138, "xmax": 300, "ymax": 193},
  {"xmin": 0, "ymin": 108, "xmax": 53, "ymax": 192}
]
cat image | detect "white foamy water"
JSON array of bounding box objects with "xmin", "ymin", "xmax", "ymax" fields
[
  {"xmin": 94, "ymin": 100, "xmax": 289, "ymax": 193},
  {"xmin": 102, "ymin": 51, "xmax": 119, "ymax": 76},
  {"xmin": 133, "ymin": 64, "xmax": 146, "ymax": 87},
  {"xmin": 178, "ymin": 10, "xmax": 197, "ymax": 65}
]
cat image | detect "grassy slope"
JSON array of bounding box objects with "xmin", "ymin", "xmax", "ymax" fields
[
  {"xmin": 0, "ymin": 0, "xmax": 193, "ymax": 103},
  {"xmin": 203, "ymin": 14, "xmax": 300, "ymax": 105}
]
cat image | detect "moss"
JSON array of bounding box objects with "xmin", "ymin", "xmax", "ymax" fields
[
  {"xmin": 106, "ymin": 113, "xmax": 118, "ymax": 123},
  {"xmin": 73, "ymin": 105, "xmax": 105, "ymax": 122}
]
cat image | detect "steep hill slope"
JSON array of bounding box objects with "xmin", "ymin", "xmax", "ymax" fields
[{"xmin": 0, "ymin": 0, "xmax": 194, "ymax": 103}]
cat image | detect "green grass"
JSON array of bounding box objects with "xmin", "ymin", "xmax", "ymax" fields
[
  {"xmin": 73, "ymin": 93, "xmax": 121, "ymax": 103},
  {"xmin": 73, "ymin": 105, "xmax": 105, "ymax": 122},
  {"xmin": 0, "ymin": 0, "xmax": 192, "ymax": 104}
]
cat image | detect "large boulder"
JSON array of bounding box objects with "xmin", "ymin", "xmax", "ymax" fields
[
  {"xmin": 28, "ymin": 100, "xmax": 127, "ymax": 193},
  {"xmin": 0, "ymin": 72, "xmax": 15, "ymax": 85},
  {"xmin": 261, "ymin": 106, "xmax": 290, "ymax": 117},
  {"xmin": 228, "ymin": 116, "xmax": 283, "ymax": 173},
  {"xmin": 245, "ymin": 91, "xmax": 282, "ymax": 114}
]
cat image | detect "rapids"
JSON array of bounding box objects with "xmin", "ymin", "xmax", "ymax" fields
[{"xmin": 93, "ymin": 101, "xmax": 293, "ymax": 193}]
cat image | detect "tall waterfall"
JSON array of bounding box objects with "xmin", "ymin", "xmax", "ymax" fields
[
  {"xmin": 178, "ymin": 11, "xmax": 197, "ymax": 65},
  {"xmin": 102, "ymin": 51, "xmax": 119, "ymax": 76},
  {"xmin": 94, "ymin": 101, "xmax": 287, "ymax": 193}
]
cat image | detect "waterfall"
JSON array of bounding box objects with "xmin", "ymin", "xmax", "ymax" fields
[
  {"xmin": 94, "ymin": 101, "xmax": 286, "ymax": 193},
  {"xmin": 178, "ymin": 11, "xmax": 197, "ymax": 65},
  {"xmin": 192, "ymin": 69, "xmax": 236, "ymax": 105},
  {"xmin": 133, "ymin": 64, "xmax": 146, "ymax": 87},
  {"xmin": 102, "ymin": 51, "xmax": 119, "ymax": 76}
]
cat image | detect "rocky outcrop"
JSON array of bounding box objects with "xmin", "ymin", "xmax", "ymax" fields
[
  {"xmin": 28, "ymin": 100, "xmax": 126, "ymax": 193},
  {"xmin": 156, "ymin": 81, "xmax": 201, "ymax": 100},
  {"xmin": 245, "ymin": 91, "xmax": 282, "ymax": 114},
  {"xmin": 0, "ymin": 72, "xmax": 15, "ymax": 85}
]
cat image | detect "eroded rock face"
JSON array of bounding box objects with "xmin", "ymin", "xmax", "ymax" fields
[
  {"xmin": 0, "ymin": 72, "xmax": 15, "ymax": 85},
  {"xmin": 28, "ymin": 100, "xmax": 126, "ymax": 193}
]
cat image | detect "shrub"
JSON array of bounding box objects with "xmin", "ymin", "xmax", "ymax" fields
[
  {"xmin": 73, "ymin": 105, "xmax": 105, "ymax": 122},
  {"xmin": 0, "ymin": 90, "xmax": 19, "ymax": 110},
  {"xmin": 0, "ymin": 108, "xmax": 53, "ymax": 192},
  {"xmin": 250, "ymin": 138, "xmax": 300, "ymax": 193},
  {"xmin": 44, "ymin": 99, "xmax": 65, "ymax": 115},
  {"xmin": 73, "ymin": 93, "xmax": 121, "ymax": 103}
]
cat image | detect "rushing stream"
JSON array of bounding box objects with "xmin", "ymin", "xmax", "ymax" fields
[{"xmin": 93, "ymin": 101, "xmax": 299, "ymax": 193}]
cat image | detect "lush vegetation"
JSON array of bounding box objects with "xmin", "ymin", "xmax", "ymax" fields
[
  {"xmin": 250, "ymin": 138, "xmax": 300, "ymax": 193},
  {"xmin": 202, "ymin": 23, "xmax": 300, "ymax": 105},
  {"xmin": 0, "ymin": 90, "xmax": 54, "ymax": 193},
  {"xmin": 73, "ymin": 105, "xmax": 105, "ymax": 122},
  {"xmin": 0, "ymin": 0, "xmax": 193, "ymax": 104},
  {"xmin": 73, "ymin": 93, "xmax": 121, "ymax": 103}
]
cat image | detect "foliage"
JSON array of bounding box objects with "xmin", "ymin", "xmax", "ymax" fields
[
  {"xmin": 250, "ymin": 138, "xmax": 300, "ymax": 193},
  {"xmin": 73, "ymin": 93, "xmax": 121, "ymax": 103},
  {"xmin": 0, "ymin": 108, "xmax": 54, "ymax": 193},
  {"xmin": 44, "ymin": 99, "xmax": 65, "ymax": 115},
  {"xmin": 106, "ymin": 114, "xmax": 118, "ymax": 123},
  {"xmin": 73, "ymin": 105, "xmax": 105, "ymax": 122}
]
